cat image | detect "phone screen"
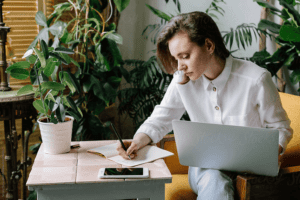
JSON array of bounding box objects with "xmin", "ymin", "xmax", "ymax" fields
[{"xmin": 104, "ymin": 168, "xmax": 143, "ymax": 176}]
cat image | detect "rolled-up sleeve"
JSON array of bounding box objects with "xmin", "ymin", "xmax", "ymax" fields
[
  {"xmin": 134, "ymin": 75, "xmax": 186, "ymax": 143},
  {"xmin": 256, "ymin": 72, "xmax": 293, "ymax": 154}
]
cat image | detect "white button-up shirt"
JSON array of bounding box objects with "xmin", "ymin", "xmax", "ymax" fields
[{"xmin": 135, "ymin": 55, "xmax": 293, "ymax": 154}]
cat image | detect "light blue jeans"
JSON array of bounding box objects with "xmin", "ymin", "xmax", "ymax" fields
[{"xmin": 188, "ymin": 167, "xmax": 235, "ymax": 200}]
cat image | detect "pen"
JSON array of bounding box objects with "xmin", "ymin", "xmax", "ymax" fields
[{"xmin": 111, "ymin": 123, "xmax": 131, "ymax": 160}]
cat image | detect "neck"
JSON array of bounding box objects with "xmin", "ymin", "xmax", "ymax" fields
[{"xmin": 204, "ymin": 56, "xmax": 226, "ymax": 81}]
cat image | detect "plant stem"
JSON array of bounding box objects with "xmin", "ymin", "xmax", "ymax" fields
[
  {"xmin": 34, "ymin": 65, "xmax": 49, "ymax": 122},
  {"xmin": 68, "ymin": 0, "xmax": 79, "ymax": 39},
  {"xmin": 60, "ymin": 62, "xmax": 64, "ymax": 122}
]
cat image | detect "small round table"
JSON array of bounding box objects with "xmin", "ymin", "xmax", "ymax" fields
[{"xmin": 0, "ymin": 90, "xmax": 37, "ymax": 200}]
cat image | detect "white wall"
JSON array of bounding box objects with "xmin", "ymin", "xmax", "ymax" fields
[
  {"xmin": 118, "ymin": 0, "xmax": 264, "ymax": 59},
  {"xmin": 117, "ymin": 0, "xmax": 299, "ymax": 95}
]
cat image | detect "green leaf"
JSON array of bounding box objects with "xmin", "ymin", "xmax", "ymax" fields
[
  {"xmin": 119, "ymin": 66, "xmax": 130, "ymax": 83},
  {"xmin": 54, "ymin": 47, "xmax": 74, "ymax": 54},
  {"xmin": 279, "ymin": 25, "xmax": 300, "ymax": 42},
  {"xmin": 50, "ymin": 113, "xmax": 58, "ymax": 124},
  {"xmin": 93, "ymin": 82, "xmax": 105, "ymax": 101},
  {"xmin": 41, "ymin": 82, "xmax": 65, "ymax": 91},
  {"xmin": 56, "ymin": 103, "xmax": 65, "ymax": 122},
  {"xmin": 229, "ymin": 30, "xmax": 234, "ymax": 50},
  {"xmin": 59, "ymin": 53, "xmax": 71, "ymax": 64},
  {"xmin": 46, "ymin": 92, "xmax": 56, "ymax": 102},
  {"xmin": 108, "ymin": 76, "xmax": 122, "ymax": 83},
  {"xmin": 40, "ymin": 40, "xmax": 49, "ymax": 59},
  {"xmin": 23, "ymin": 49, "xmax": 34, "ymax": 59},
  {"xmin": 67, "ymin": 110, "xmax": 81, "ymax": 122},
  {"xmin": 145, "ymin": 4, "xmax": 172, "ymax": 21},
  {"xmin": 35, "ymin": 11, "xmax": 47, "ymax": 27},
  {"xmin": 33, "ymin": 99, "xmax": 47, "ymax": 114},
  {"xmin": 112, "ymin": 0, "xmax": 130, "ymax": 12},
  {"xmin": 60, "ymin": 31, "xmax": 73, "ymax": 44},
  {"xmin": 69, "ymin": 56, "xmax": 80, "ymax": 68},
  {"xmin": 101, "ymin": 38, "xmax": 123, "ymax": 66},
  {"xmin": 62, "ymin": 95, "xmax": 71, "ymax": 107},
  {"xmin": 49, "ymin": 52, "xmax": 68, "ymax": 65},
  {"xmin": 284, "ymin": 8, "xmax": 298, "ymax": 27},
  {"xmin": 63, "ymin": 72, "xmax": 76, "ymax": 93},
  {"xmin": 10, "ymin": 68, "xmax": 29, "ymax": 80},
  {"xmin": 254, "ymin": 0, "xmax": 281, "ymax": 13},
  {"xmin": 33, "ymin": 47, "xmax": 46, "ymax": 68},
  {"xmin": 49, "ymin": 21, "xmax": 67, "ymax": 37},
  {"xmin": 250, "ymin": 49, "xmax": 271, "ymax": 63},
  {"xmin": 17, "ymin": 85, "xmax": 34, "ymax": 96},
  {"xmin": 51, "ymin": 65, "xmax": 59, "ymax": 81},
  {"xmin": 235, "ymin": 31, "xmax": 240, "ymax": 49},
  {"xmin": 106, "ymin": 32, "xmax": 123, "ymax": 44},
  {"xmin": 239, "ymin": 30, "xmax": 245, "ymax": 50},
  {"xmin": 32, "ymin": 28, "xmax": 49, "ymax": 50},
  {"xmin": 66, "ymin": 71, "xmax": 80, "ymax": 93},
  {"xmin": 283, "ymin": 52, "xmax": 296, "ymax": 66},
  {"xmin": 103, "ymin": 82, "xmax": 117, "ymax": 100},
  {"xmin": 290, "ymin": 69, "xmax": 300, "ymax": 84},
  {"xmin": 83, "ymin": 75, "xmax": 98, "ymax": 92},
  {"xmin": 44, "ymin": 58, "xmax": 58, "ymax": 76},
  {"xmin": 258, "ymin": 19, "xmax": 281, "ymax": 34},
  {"xmin": 66, "ymin": 96, "xmax": 78, "ymax": 112},
  {"xmin": 279, "ymin": 0, "xmax": 300, "ymax": 26},
  {"xmin": 28, "ymin": 55, "xmax": 37, "ymax": 64},
  {"xmin": 52, "ymin": 36, "xmax": 60, "ymax": 48},
  {"xmin": 6, "ymin": 61, "xmax": 30, "ymax": 73}
]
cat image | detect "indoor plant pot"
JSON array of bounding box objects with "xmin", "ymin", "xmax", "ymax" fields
[{"xmin": 38, "ymin": 116, "xmax": 74, "ymax": 154}]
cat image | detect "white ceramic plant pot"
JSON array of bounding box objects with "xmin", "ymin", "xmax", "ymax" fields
[{"xmin": 38, "ymin": 116, "xmax": 74, "ymax": 154}]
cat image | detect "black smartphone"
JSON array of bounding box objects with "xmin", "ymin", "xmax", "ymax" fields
[{"xmin": 98, "ymin": 168, "xmax": 149, "ymax": 179}]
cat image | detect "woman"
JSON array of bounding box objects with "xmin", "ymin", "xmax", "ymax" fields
[{"xmin": 117, "ymin": 11, "xmax": 293, "ymax": 199}]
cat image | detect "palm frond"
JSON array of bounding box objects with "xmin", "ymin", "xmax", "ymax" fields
[
  {"xmin": 205, "ymin": 0, "xmax": 226, "ymax": 20},
  {"xmin": 222, "ymin": 23, "xmax": 275, "ymax": 51}
]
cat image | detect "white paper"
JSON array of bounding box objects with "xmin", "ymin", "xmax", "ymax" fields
[
  {"xmin": 87, "ymin": 143, "xmax": 119, "ymax": 158},
  {"xmin": 108, "ymin": 145, "xmax": 174, "ymax": 167}
]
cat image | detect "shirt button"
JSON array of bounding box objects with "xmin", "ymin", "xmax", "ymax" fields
[
  {"xmin": 213, "ymin": 87, "xmax": 216, "ymax": 92},
  {"xmin": 215, "ymin": 106, "xmax": 219, "ymax": 110}
]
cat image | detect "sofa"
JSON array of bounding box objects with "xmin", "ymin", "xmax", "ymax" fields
[{"xmin": 157, "ymin": 92, "xmax": 300, "ymax": 200}]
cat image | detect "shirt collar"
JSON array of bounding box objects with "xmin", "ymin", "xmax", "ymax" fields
[{"xmin": 201, "ymin": 55, "xmax": 233, "ymax": 91}]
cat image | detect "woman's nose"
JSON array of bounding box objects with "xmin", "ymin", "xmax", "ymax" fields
[{"xmin": 178, "ymin": 61, "xmax": 187, "ymax": 71}]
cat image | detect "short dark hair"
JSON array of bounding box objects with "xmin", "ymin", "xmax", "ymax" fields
[{"xmin": 157, "ymin": 11, "xmax": 230, "ymax": 77}]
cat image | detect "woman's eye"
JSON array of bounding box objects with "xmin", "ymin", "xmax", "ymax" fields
[{"xmin": 182, "ymin": 56, "xmax": 189, "ymax": 59}]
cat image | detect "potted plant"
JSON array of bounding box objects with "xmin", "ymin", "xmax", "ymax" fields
[
  {"xmin": 25, "ymin": 0, "xmax": 132, "ymax": 142},
  {"xmin": 6, "ymin": 39, "xmax": 82, "ymax": 154},
  {"xmin": 250, "ymin": 0, "xmax": 300, "ymax": 91}
]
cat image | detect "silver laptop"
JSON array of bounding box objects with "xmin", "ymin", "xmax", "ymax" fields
[{"xmin": 172, "ymin": 120, "xmax": 280, "ymax": 176}]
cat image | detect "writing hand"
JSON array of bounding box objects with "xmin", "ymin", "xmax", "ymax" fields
[{"xmin": 116, "ymin": 141, "xmax": 138, "ymax": 160}]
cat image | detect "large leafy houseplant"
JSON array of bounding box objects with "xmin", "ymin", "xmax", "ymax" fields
[
  {"xmin": 250, "ymin": 0, "xmax": 300, "ymax": 92},
  {"xmin": 15, "ymin": 0, "xmax": 132, "ymax": 145},
  {"xmin": 6, "ymin": 39, "xmax": 82, "ymax": 154},
  {"xmin": 46, "ymin": 0, "xmax": 131, "ymax": 141},
  {"xmin": 6, "ymin": 39, "xmax": 81, "ymax": 123}
]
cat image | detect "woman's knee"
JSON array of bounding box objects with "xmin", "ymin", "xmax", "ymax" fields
[{"xmin": 198, "ymin": 169, "xmax": 234, "ymax": 189}]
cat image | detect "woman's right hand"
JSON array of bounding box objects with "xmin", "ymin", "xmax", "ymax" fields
[{"xmin": 116, "ymin": 141, "xmax": 139, "ymax": 160}]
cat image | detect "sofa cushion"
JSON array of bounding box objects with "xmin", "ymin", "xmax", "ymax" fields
[
  {"xmin": 163, "ymin": 140, "xmax": 189, "ymax": 174},
  {"xmin": 165, "ymin": 174, "xmax": 197, "ymax": 200},
  {"xmin": 279, "ymin": 92, "xmax": 300, "ymax": 168}
]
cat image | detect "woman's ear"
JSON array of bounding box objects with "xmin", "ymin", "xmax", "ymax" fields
[{"xmin": 205, "ymin": 38, "xmax": 215, "ymax": 54}]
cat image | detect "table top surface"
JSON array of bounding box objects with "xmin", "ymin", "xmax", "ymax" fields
[
  {"xmin": 0, "ymin": 88, "xmax": 34, "ymax": 102},
  {"xmin": 26, "ymin": 140, "xmax": 172, "ymax": 187}
]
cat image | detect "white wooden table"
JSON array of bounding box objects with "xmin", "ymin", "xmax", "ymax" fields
[{"xmin": 26, "ymin": 140, "xmax": 172, "ymax": 200}]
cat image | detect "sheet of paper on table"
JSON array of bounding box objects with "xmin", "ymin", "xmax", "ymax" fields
[{"xmin": 87, "ymin": 143, "xmax": 174, "ymax": 166}]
